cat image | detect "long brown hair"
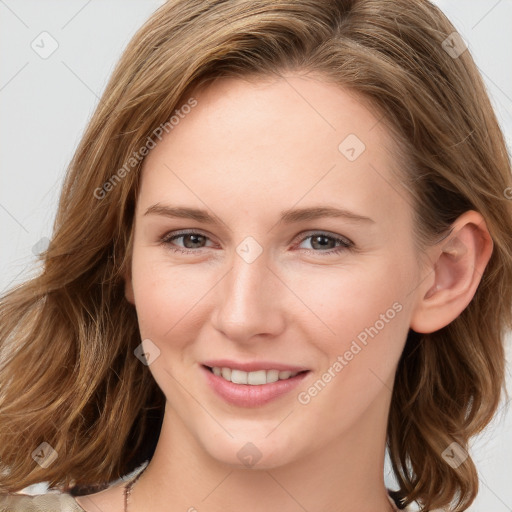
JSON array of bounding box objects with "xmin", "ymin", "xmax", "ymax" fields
[{"xmin": 1, "ymin": 1, "xmax": 511, "ymax": 510}]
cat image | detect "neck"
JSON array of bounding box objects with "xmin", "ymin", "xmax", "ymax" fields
[{"xmin": 132, "ymin": 393, "xmax": 395, "ymax": 512}]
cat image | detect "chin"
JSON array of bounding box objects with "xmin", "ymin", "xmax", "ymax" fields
[{"xmin": 200, "ymin": 432, "xmax": 300, "ymax": 471}]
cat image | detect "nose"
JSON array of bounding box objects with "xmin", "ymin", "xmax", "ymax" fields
[{"xmin": 211, "ymin": 245, "xmax": 286, "ymax": 344}]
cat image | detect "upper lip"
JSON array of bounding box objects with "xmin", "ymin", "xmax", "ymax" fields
[{"xmin": 202, "ymin": 359, "xmax": 309, "ymax": 373}]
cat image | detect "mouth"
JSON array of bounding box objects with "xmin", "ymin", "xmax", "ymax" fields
[
  {"xmin": 201, "ymin": 364, "xmax": 311, "ymax": 407},
  {"xmin": 203, "ymin": 364, "xmax": 310, "ymax": 386}
]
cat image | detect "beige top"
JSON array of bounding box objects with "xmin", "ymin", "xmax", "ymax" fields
[{"xmin": 0, "ymin": 491, "xmax": 85, "ymax": 511}]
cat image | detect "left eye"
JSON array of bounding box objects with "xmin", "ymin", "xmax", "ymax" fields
[
  {"xmin": 297, "ymin": 233, "xmax": 353, "ymax": 254},
  {"xmin": 160, "ymin": 231, "xmax": 353, "ymax": 256}
]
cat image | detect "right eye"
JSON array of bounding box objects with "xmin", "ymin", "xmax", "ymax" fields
[{"xmin": 160, "ymin": 230, "xmax": 215, "ymax": 254}]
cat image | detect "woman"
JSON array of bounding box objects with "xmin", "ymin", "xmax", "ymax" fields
[{"xmin": 1, "ymin": 1, "xmax": 511, "ymax": 511}]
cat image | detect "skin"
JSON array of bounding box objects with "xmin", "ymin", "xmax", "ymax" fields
[{"xmin": 75, "ymin": 73, "xmax": 493, "ymax": 512}]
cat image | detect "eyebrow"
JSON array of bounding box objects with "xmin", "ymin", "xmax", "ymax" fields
[{"xmin": 144, "ymin": 204, "xmax": 375, "ymax": 225}]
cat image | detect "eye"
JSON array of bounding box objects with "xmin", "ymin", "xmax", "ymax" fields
[
  {"xmin": 160, "ymin": 230, "xmax": 214, "ymax": 254},
  {"xmin": 295, "ymin": 232, "xmax": 354, "ymax": 256},
  {"xmin": 160, "ymin": 230, "xmax": 354, "ymax": 256}
]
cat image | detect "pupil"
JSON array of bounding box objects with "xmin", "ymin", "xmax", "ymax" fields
[
  {"xmin": 312, "ymin": 235, "xmax": 331, "ymax": 249},
  {"xmin": 185, "ymin": 234, "xmax": 204, "ymax": 248}
]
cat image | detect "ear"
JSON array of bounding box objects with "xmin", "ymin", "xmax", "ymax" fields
[{"xmin": 410, "ymin": 210, "xmax": 493, "ymax": 333}]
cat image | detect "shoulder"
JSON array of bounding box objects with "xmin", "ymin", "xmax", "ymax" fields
[{"xmin": 0, "ymin": 491, "xmax": 86, "ymax": 512}]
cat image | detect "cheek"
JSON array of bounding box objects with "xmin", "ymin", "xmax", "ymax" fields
[
  {"xmin": 293, "ymin": 263, "xmax": 412, "ymax": 423},
  {"xmin": 296, "ymin": 256, "xmax": 415, "ymax": 401},
  {"xmin": 130, "ymin": 249, "xmax": 232, "ymax": 357},
  {"xmin": 296, "ymin": 257, "xmax": 412, "ymax": 340},
  {"xmin": 130, "ymin": 252, "xmax": 201, "ymax": 339}
]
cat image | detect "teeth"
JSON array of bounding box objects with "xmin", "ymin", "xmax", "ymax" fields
[
  {"xmin": 231, "ymin": 369, "xmax": 248, "ymax": 384},
  {"xmin": 221, "ymin": 367, "xmax": 231, "ymax": 381},
  {"xmin": 210, "ymin": 367, "xmax": 301, "ymax": 385}
]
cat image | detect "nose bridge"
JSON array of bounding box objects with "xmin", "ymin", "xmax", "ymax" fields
[
  {"xmin": 225, "ymin": 244, "xmax": 271, "ymax": 315},
  {"xmin": 213, "ymin": 239, "xmax": 284, "ymax": 340}
]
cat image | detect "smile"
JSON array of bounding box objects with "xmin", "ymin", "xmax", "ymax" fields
[
  {"xmin": 201, "ymin": 365, "xmax": 310, "ymax": 407},
  {"xmin": 208, "ymin": 366, "xmax": 303, "ymax": 385}
]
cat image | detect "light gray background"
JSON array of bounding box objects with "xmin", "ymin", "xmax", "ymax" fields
[{"xmin": 1, "ymin": 1, "xmax": 511, "ymax": 510}]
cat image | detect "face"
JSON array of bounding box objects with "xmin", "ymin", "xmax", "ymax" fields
[{"xmin": 125, "ymin": 73, "xmax": 427, "ymax": 469}]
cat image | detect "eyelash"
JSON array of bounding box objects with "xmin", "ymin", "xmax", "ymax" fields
[{"xmin": 160, "ymin": 230, "xmax": 354, "ymax": 256}]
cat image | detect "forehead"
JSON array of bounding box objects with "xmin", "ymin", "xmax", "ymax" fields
[{"xmin": 138, "ymin": 74, "xmax": 411, "ymax": 230}]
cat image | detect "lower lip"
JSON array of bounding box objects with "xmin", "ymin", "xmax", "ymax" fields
[{"xmin": 201, "ymin": 365, "xmax": 310, "ymax": 407}]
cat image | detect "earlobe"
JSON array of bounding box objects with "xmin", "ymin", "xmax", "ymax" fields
[{"xmin": 410, "ymin": 211, "xmax": 493, "ymax": 333}]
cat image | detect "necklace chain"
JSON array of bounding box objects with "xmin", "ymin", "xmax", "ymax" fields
[{"xmin": 123, "ymin": 466, "xmax": 147, "ymax": 512}]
